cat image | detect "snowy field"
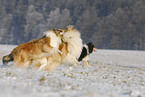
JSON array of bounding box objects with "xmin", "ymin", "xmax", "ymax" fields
[{"xmin": 0, "ymin": 44, "xmax": 145, "ymax": 97}]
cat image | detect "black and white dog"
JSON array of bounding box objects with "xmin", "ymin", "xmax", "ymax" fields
[{"xmin": 78, "ymin": 42, "xmax": 97, "ymax": 66}]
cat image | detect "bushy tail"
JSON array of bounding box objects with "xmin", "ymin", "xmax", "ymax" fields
[{"xmin": 2, "ymin": 54, "xmax": 14, "ymax": 65}]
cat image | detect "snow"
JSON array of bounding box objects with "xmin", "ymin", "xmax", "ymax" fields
[{"xmin": 0, "ymin": 44, "xmax": 145, "ymax": 97}]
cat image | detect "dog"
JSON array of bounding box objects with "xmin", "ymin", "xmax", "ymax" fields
[
  {"xmin": 33, "ymin": 25, "xmax": 83, "ymax": 71},
  {"xmin": 60, "ymin": 25, "xmax": 83, "ymax": 65},
  {"xmin": 2, "ymin": 29, "xmax": 62, "ymax": 68},
  {"xmin": 78, "ymin": 42, "xmax": 97, "ymax": 66}
]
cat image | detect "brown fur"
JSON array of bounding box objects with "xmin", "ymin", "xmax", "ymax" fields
[
  {"xmin": 33, "ymin": 25, "xmax": 82, "ymax": 71},
  {"xmin": 3, "ymin": 26, "xmax": 82, "ymax": 71},
  {"xmin": 14, "ymin": 36, "xmax": 52, "ymax": 67},
  {"xmin": 33, "ymin": 42, "xmax": 69, "ymax": 71},
  {"xmin": 2, "ymin": 29, "xmax": 62, "ymax": 68},
  {"xmin": 58, "ymin": 25, "xmax": 77, "ymax": 34}
]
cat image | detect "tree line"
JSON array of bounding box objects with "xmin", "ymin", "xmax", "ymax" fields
[{"xmin": 0, "ymin": 0, "xmax": 145, "ymax": 50}]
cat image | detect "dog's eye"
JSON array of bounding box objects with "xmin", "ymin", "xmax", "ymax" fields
[
  {"xmin": 52, "ymin": 29, "xmax": 56, "ymax": 31},
  {"xmin": 57, "ymin": 29, "xmax": 62, "ymax": 32}
]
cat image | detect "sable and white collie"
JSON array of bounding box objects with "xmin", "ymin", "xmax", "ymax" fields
[
  {"xmin": 2, "ymin": 29, "xmax": 62, "ymax": 68},
  {"xmin": 78, "ymin": 42, "xmax": 97, "ymax": 66},
  {"xmin": 33, "ymin": 25, "xmax": 83, "ymax": 71}
]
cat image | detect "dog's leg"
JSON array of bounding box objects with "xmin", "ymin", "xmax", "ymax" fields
[
  {"xmin": 67, "ymin": 54, "xmax": 79, "ymax": 64},
  {"xmin": 33, "ymin": 59, "xmax": 41, "ymax": 68},
  {"xmin": 44, "ymin": 62, "xmax": 60, "ymax": 71},
  {"xmin": 70, "ymin": 54, "xmax": 80, "ymax": 65},
  {"xmin": 69, "ymin": 67, "xmax": 73, "ymax": 71},
  {"xmin": 23, "ymin": 61, "xmax": 32, "ymax": 68},
  {"xmin": 39, "ymin": 57, "xmax": 48, "ymax": 71},
  {"xmin": 84, "ymin": 61, "xmax": 90, "ymax": 66},
  {"xmin": 64, "ymin": 54, "xmax": 80, "ymax": 70}
]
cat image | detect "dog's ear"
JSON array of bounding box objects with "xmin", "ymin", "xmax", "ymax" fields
[
  {"xmin": 57, "ymin": 29, "xmax": 64, "ymax": 35},
  {"xmin": 87, "ymin": 42, "xmax": 92, "ymax": 46},
  {"xmin": 90, "ymin": 42, "xmax": 93, "ymax": 44},
  {"xmin": 52, "ymin": 29, "xmax": 56, "ymax": 31},
  {"xmin": 89, "ymin": 42, "xmax": 97, "ymax": 52},
  {"xmin": 66, "ymin": 25, "xmax": 74, "ymax": 31},
  {"xmin": 47, "ymin": 29, "xmax": 54, "ymax": 32},
  {"xmin": 86, "ymin": 42, "xmax": 97, "ymax": 53}
]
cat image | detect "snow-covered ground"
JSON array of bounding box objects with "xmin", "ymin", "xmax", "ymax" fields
[{"xmin": 0, "ymin": 44, "xmax": 145, "ymax": 97}]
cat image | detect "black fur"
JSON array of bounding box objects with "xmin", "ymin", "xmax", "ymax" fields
[
  {"xmin": 78, "ymin": 47, "xmax": 87, "ymax": 62},
  {"xmin": 2, "ymin": 54, "xmax": 14, "ymax": 65},
  {"xmin": 78, "ymin": 42, "xmax": 95, "ymax": 62},
  {"xmin": 87, "ymin": 42, "xmax": 94, "ymax": 53}
]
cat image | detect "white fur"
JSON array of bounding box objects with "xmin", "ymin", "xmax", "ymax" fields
[
  {"xmin": 39, "ymin": 57, "xmax": 48, "ymax": 70},
  {"xmin": 38, "ymin": 28, "xmax": 83, "ymax": 70},
  {"xmin": 45, "ymin": 31, "xmax": 62, "ymax": 54},
  {"xmin": 62, "ymin": 29, "xmax": 83, "ymax": 65},
  {"xmin": 45, "ymin": 31, "xmax": 62, "ymax": 49},
  {"xmin": 37, "ymin": 31, "xmax": 62, "ymax": 68},
  {"xmin": 39, "ymin": 57, "xmax": 60, "ymax": 71},
  {"xmin": 83, "ymin": 44, "xmax": 89, "ymax": 54}
]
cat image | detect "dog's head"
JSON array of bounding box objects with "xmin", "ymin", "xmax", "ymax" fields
[
  {"xmin": 78, "ymin": 42, "xmax": 97, "ymax": 62},
  {"xmin": 57, "ymin": 25, "xmax": 76, "ymax": 35},
  {"xmin": 86, "ymin": 42, "xmax": 97, "ymax": 54},
  {"xmin": 48, "ymin": 29, "xmax": 61, "ymax": 36},
  {"xmin": 43, "ymin": 29, "xmax": 64, "ymax": 39},
  {"xmin": 57, "ymin": 25, "xmax": 81, "ymax": 42}
]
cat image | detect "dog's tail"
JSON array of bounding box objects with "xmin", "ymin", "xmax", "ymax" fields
[{"xmin": 2, "ymin": 54, "xmax": 14, "ymax": 65}]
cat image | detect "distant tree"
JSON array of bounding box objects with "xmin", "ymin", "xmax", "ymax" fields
[
  {"xmin": 110, "ymin": 8, "xmax": 129, "ymax": 49},
  {"xmin": 46, "ymin": 8, "xmax": 71, "ymax": 29},
  {"xmin": 24, "ymin": 5, "xmax": 43, "ymax": 41},
  {"xmin": 76, "ymin": 7, "xmax": 98, "ymax": 43},
  {"xmin": 0, "ymin": 14, "xmax": 13, "ymax": 44},
  {"xmin": 131, "ymin": 0, "xmax": 145, "ymax": 49},
  {"xmin": 92, "ymin": 14, "xmax": 116, "ymax": 49},
  {"xmin": 0, "ymin": 0, "xmax": 145, "ymax": 50}
]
